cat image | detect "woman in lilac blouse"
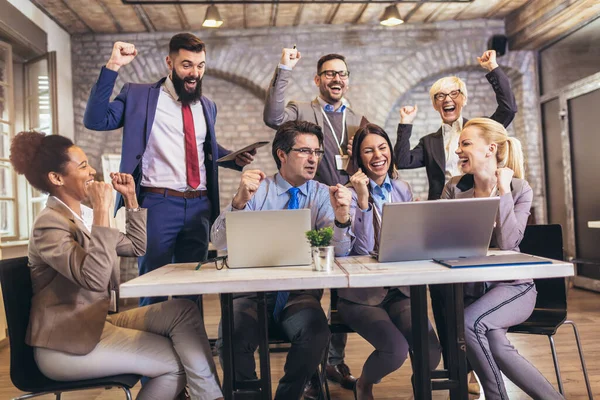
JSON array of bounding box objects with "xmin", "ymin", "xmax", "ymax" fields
[
  {"xmin": 339, "ymin": 123, "xmax": 441, "ymax": 400},
  {"xmin": 442, "ymin": 118, "xmax": 563, "ymax": 400}
]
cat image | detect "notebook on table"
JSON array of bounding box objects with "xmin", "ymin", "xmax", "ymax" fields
[
  {"xmin": 226, "ymin": 209, "xmax": 312, "ymax": 268},
  {"xmin": 433, "ymin": 253, "xmax": 553, "ymax": 268},
  {"xmin": 377, "ymin": 197, "xmax": 500, "ymax": 262}
]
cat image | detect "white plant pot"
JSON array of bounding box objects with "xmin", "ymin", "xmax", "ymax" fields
[{"xmin": 311, "ymin": 245, "xmax": 334, "ymax": 272}]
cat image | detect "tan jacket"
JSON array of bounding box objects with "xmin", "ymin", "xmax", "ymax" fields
[{"xmin": 26, "ymin": 197, "xmax": 146, "ymax": 355}]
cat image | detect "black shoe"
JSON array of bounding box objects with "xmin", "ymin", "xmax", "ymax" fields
[
  {"xmin": 303, "ymin": 375, "xmax": 320, "ymax": 400},
  {"xmin": 326, "ymin": 362, "xmax": 357, "ymax": 390}
]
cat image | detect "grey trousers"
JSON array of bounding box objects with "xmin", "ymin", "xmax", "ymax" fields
[
  {"xmin": 216, "ymin": 295, "xmax": 330, "ymax": 400},
  {"xmin": 337, "ymin": 290, "xmax": 441, "ymax": 385},
  {"xmin": 465, "ymin": 283, "xmax": 564, "ymax": 400},
  {"xmin": 34, "ymin": 299, "xmax": 223, "ymax": 400}
]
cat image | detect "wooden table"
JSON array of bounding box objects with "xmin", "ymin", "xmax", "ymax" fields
[
  {"xmin": 120, "ymin": 251, "xmax": 574, "ymax": 400},
  {"xmin": 336, "ymin": 250, "xmax": 574, "ymax": 400},
  {"xmin": 120, "ymin": 262, "xmax": 348, "ymax": 400}
]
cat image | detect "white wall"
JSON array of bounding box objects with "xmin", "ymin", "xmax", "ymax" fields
[{"xmin": 6, "ymin": 0, "xmax": 74, "ymax": 139}]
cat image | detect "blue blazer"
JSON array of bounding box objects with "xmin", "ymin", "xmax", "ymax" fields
[{"xmin": 83, "ymin": 67, "xmax": 241, "ymax": 222}]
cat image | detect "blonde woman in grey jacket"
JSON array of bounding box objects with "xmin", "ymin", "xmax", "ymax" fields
[{"xmin": 442, "ymin": 118, "xmax": 563, "ymax": 400}]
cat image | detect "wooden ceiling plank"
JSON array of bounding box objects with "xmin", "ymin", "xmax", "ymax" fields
[
  {"xmin": 326, "ymin": 3, "xmax": 342, "ymax": 24},
  {"xmin": 133, "ymin": 4, "xmax": 156, "ymax": 32},
  {"xmin": 29, "ymin": 0, "xmax": 75, "ymax": 34},
  {"xmin": 243, "ymin": 4, "xmax": 248, "ymax": 29},
  {"xmin": 351, "ymin": 3, "xmax": 369, "ymax": 24},
  {"xmin": 484, "ymin": 0, "xmax": 515, "ymax": 18},
  {"xmin": 60, "ymin": 0, "xmax": 93, "ymax": 32},
  {"xmin": 403, "ymin": 3, "xmax": 423, "ymax": 23},
  {"xmin": 270, "ymin": 2, "xmax": 279, "ymax": 27},
  {"xmin": 96, "ymin": 0, "xmax": 123, "ymax": 32},
  {"xmin": 293, "ymin": 3, "xmax": 304, "ymax": 26},
  {"xmin": 423, "ymin": 2, "xmax": 447, "ymax": 23},
  {"xmin": 175, "ymin": 4, "xmax": 191, "ymax": 30}
]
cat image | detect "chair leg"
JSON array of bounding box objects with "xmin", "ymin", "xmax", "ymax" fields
[
  {"xmin": 318, "ymin": 337, "xmax": 331, "ymax": 400},
  {"xmin": 564, "ymin": 320, "xmax": 594, "ymax": 400},
  {"xmin": 548, "ymin": 335, "xmax": 565, "ymax": 395},
  {"xmin": 121, "ymin": 386, "xmax": 134, "ymax": 400}
]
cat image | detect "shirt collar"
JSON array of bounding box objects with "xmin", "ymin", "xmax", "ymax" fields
[
  {"xmin": 50, "ymin": 196, "xmax": 94, "ymax": 232},
  {"xmin": 317, "ymin": 96, "xmax": 349, "ymax": 113},
  {"xmin": 442, "ymin": 117, "xmax": 463, "ymax": 136},
  {"xmin": 163, "ymin": 75, "xmax": 200, "ymax": 105},
  {"xmin": 274, "ymin": 173, "xmax": 309, "ymax": 197},
  {"xmin": 369, "ymin": 175, "xmax": 392, "ymax": 199}
]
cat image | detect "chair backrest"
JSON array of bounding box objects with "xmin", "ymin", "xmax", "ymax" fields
[
  {"xmin": 519, "ymin": 224, "xmax": 567, "ymax": 313},
  {"xmin": 0, "ymin": 257, "xmax": 54, "ymax": 391}
]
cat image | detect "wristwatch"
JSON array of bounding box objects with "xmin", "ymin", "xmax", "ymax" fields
[
  {"xmin": 334, "ymin": 217, "xmax": 351, "ymax": 228},
  {"xmin": 126, "ymin": 207, "xmax": 141, "ymax": 212}
]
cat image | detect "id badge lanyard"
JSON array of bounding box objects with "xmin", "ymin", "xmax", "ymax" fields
[{"xmin": 320, "ymin": 107, "xmax": 347, "ymax": 156}]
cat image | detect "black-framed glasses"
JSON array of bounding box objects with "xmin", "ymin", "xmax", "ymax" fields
[
  {"xmin": 434, "ymin": 89, "xmax": 462, "ymax": 101},
  {"xmin": 290, "ymin": 148, "xmax": 325, "ymax": 158},
  {"xmin": 318, "ymin": 70, "xmax": 350, "ymax": 79},
  {"xmin": 196, "ymin": 255, "xmax": 229, "ymax": 271}
]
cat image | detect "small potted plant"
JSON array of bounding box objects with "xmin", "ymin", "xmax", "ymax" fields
[{"xmin": 305, "ymin": 226, "xmax": 335, "ymax": 272}]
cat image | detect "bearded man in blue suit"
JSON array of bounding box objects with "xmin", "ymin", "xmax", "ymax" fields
[{"xmin": 84, "ymin": 33, "xmax": 254, "ymax": 306}]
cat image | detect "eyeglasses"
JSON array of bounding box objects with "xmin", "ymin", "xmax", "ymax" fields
[
  {"xmin": 196, "ymin": 255, "xmax": 229, "ymax": 271},
  {"xmin": 434, "ymin": 90, "xmax": 462, "ymax": 101},
  {"xmin": 290, "ymin": 148, "xmax": 325, "ymax": 158},
  {"xmin": 318, "ymin": 70, "xmax": 350, "ymax": 80}
]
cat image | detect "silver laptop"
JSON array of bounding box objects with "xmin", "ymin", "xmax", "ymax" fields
[
  {"xmin": 377, "ymin": 197, "xmax": 500, "ymax": 262},
  {"xmin": 226, "ymin": 209, "xmax": 312, "ymax": 268}
]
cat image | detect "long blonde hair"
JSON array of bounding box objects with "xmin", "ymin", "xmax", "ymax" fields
[{"xmin": 464, "ymin": 118, "xmax": 525, "ymax": 179}]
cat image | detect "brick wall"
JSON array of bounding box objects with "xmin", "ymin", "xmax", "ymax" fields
[{"xmin": 71, "ymin": 19, "xmax": 545, "ymax": 223}]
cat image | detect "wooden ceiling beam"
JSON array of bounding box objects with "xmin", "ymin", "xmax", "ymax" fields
[
  {"xmin": 351, "ymin": 3, "xmax": 369, "ymax": 24},
  {"xmin": 243, "ymin": 4, "xmax": 248, "ymax": 29},
  {"xmin": 403, "ymin": 3, "xmax": 423, "ymax": 23},
  {"xmin": 423, "ymin": 2, "xmax": 447, "ymax": 23},
  {"xmin": 60, "ymin": 0, "xmax": 94, "ymax": 32},
  {"xmin": 293, "ymin": 3, "xmax": 304, "ymax": 26},
  {"xmin": 484, "ymin": 0, "xmax": 515, "ymax": 18},
  {"xmin": 132, "ymin": 4, "xmax": 156, "ymax": 32},
  {"xmin": 175, "ymin": 4, "xmax": 191, "ymax": 30},
  {"xmin": 326, "ymin": 4, "xmax": 342, "ymax": 24},
  {"xmin": 270, "ymin": 2, "xmax": 279, "ymax": 27},
  {"xmin": 96, "ymin": 0, "xmax": 123, "ymax": 32}
]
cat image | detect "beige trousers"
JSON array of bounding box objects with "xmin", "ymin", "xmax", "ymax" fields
[{"xmin": 34, "ymin": 299, "xmax": 222, "ymax": 400}]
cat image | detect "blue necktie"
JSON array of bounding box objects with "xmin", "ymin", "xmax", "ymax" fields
[{"xmin": 273, "ymin": 187, "xmax": 300, "ymax": 322}]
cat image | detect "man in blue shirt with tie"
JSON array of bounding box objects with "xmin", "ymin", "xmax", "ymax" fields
[{"xmin": 211, "ymin": 120, "xmax": 354, "ymax": 400}]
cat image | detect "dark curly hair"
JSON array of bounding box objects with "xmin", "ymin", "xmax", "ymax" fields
[{"xmin": 9, "ymin": 131, "xmax": 74, "ymax": 194}]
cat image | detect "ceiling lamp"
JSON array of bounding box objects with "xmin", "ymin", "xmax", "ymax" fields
[
  {"xmin": 202, "ymin": 4, "xmax": 224, "ymax": 28},
  {"xmin": 380, "ymin": 4, "xmax": 404, "ymax": 27}
]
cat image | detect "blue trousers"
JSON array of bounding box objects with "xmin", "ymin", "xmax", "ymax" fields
[{"xmin": 138, "ymin": 191, "xmax": 211, "ymax": 307}]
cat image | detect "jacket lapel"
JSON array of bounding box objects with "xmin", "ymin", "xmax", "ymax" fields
[
  {"xmin": 430, "ymin": 128, "xmax": 446, "ymax": 174},
  {"xmin": 311, "ymin": 98, "xmax": 324, "ymax": 129},
  {"xmin": 144, "ymin": 77, "xmax": 166, "ymax": 144},
  {"xmin": 46, "ymin": 197, "xmax": 91, "ymax": 240}
]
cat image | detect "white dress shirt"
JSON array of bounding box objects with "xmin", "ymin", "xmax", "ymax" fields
[
  {"xmin": 140, "ymin": 76, "xmax": 207, "ymax": 191},
  {"xmin": 51, "ymin": 196, "xmax": 94, "ymax": 233},
  {"xmin": 442, "ymin": 117, "xmax": 463, "ymax": 182}
]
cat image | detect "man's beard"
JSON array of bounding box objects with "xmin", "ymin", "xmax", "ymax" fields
[{"xmin": 172, "ymin": 71, "xmax": 203, "ymax": 105}]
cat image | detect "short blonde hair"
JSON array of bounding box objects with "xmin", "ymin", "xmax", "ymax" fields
[
  {"xmin": 464, "ymin": 118, "xmax": 525, "ymax": 179},
  {"xmin": 429, "ymin": 76, "xmax": 468, "ymax": 105}
]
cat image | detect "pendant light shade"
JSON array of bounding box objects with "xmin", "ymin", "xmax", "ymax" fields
[
  {"xmin": 380, "ymin": 4, "xmax": 404, "ymax": 27},
  {"xmin": 203, "ymin": 4, "xmax": 224, "ymax": 28}
]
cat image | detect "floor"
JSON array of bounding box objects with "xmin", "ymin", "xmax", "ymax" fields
[{"xmin": 1, "ymin": 287, "xmax": 599, "ymax": 399}]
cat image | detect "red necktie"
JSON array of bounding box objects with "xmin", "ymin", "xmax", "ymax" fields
[{"xmin": 182, "ymin": 104, "xmax": 200, "ymax": 189}]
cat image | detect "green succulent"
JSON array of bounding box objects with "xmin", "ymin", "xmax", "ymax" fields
[{"xmin": 305, "ymin": 226, "xmax": 334, "ymax": 247}]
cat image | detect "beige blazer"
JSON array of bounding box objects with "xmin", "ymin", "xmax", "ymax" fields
[
  {"xmin": 263, "ymin": 67, "xmax": 364, "ymax": 141},
  {"xmin": 26, "ymin": 197, "xmax": 146, "ymax": 355}
]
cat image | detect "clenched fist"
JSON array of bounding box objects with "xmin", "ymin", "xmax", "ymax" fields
[
  {"xmin": 280, "ymin": 47, "xmax": 302, "ymax": 69},
  {"xmin": 110, "ymin": 172, "xmax": 138, "ymax": 209},
  {"xmin": 350, "ymin": 169, "xmax": 370, "ymax": 211},
  {"xmin": 106, "ymin": 42, "xmax": 138, "ymax": 71},
  {"xmin": 329, "ymin": 184, "xmax": 352, "ymax": 224},
  {"xmin": 232, "ymin": 169, "xmax": 266, "ymax": 210},
  {"xmin": 495, "ymin": 167, "xmax": 514, "ymax": 195},
  {"xmin": 87, "ymin": 181, "xmax": 114, "ymax": 211},
  {"xmin": 400, "ymin": 105, "xmax": 418, "ymax": 124},
  {"xmin": 477, "ymin": 50, "xmax": 499, "ymax": 72}
]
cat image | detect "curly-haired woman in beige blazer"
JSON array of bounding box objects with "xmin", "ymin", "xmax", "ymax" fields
[{"xmin": 9, "ymin": 131, "xmax": 223, "ymax": 400}]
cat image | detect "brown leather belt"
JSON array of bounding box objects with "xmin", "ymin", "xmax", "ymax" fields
[{"xmin": 141, "ymin": 186, "xmax": 208, "ymax": 199}]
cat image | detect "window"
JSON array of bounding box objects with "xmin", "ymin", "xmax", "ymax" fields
[
  {"xmin": 0, "ymin": 41, "xmax": 57, "ymax": 242},
  {"xmin": 0, "ymin": 41, "xmax": 15, "ymax": 239}
]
